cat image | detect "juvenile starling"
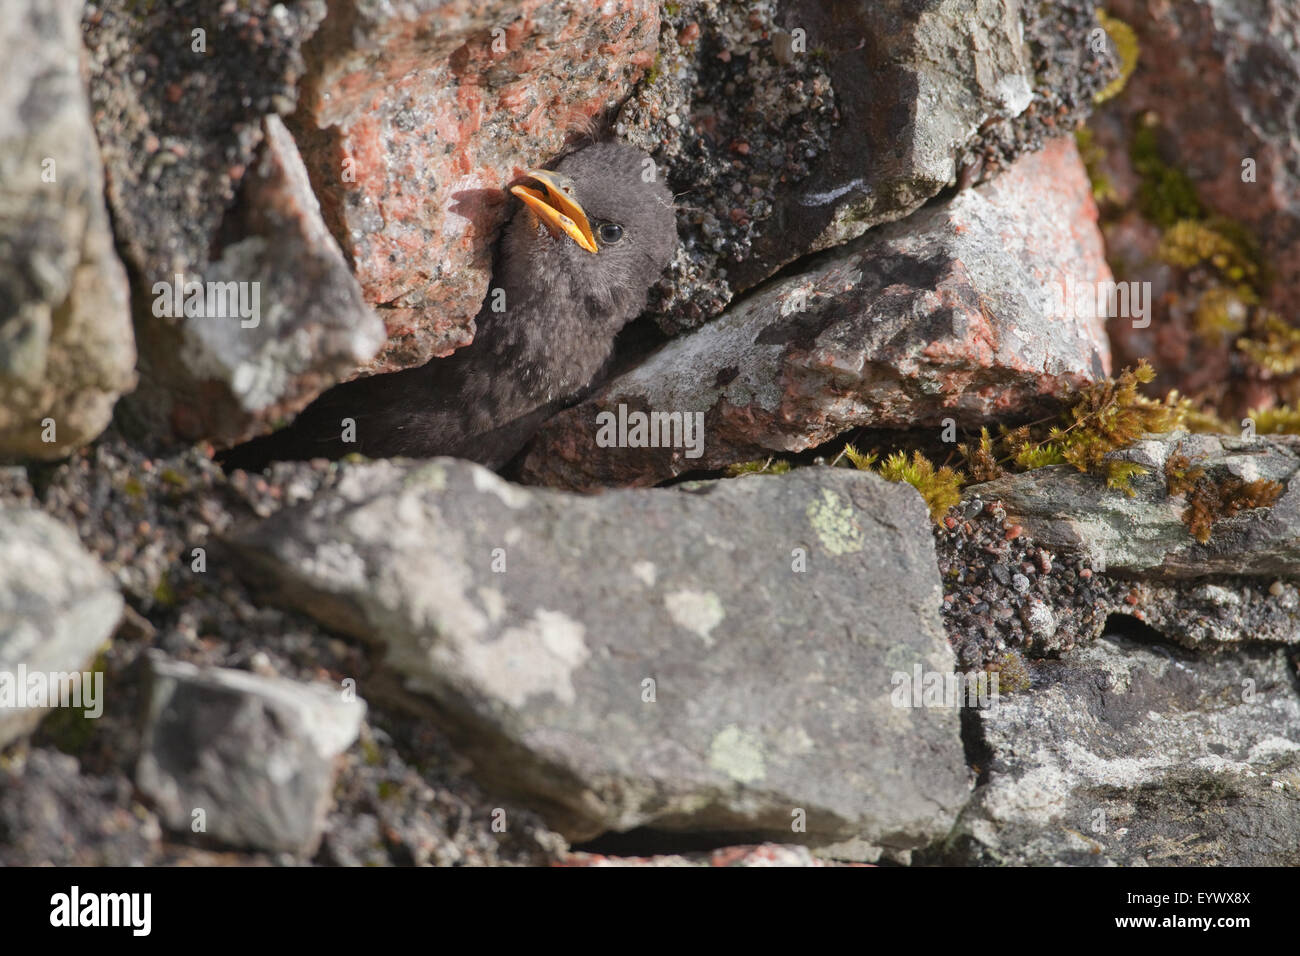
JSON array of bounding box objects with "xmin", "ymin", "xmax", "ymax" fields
[{"xmin": 220, "ymin": 142, "xmax": 676, "ymax": 471}]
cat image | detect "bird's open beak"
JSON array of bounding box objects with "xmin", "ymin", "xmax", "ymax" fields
[{"xmin": 510, "ymin": 169, "xmax": 599, "ymax": 254}]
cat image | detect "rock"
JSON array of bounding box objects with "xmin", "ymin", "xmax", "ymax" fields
[
  {"xmin": 0, "ymin": 749, "xmax": 161, "ymax": 866},
  {"xmin": 293, "ymin": 0, "xmax": 661, "ymax": 372},
  {"xmin": 121, "ymin": 115, "xmax": 385, "ymax": 447},
  {"xmin": 966, "ymin": 432, "xmax": 1300, "ymax": 578},
  {"xmin": 85, "ymin": 0, "xmax": 387, "ymax": 448},
  {"xmin": 135, "ymin": 657, "xmax": 366, "ymax": 856},
  {"xmin": 560, "ymin": 843, "xmax": 846, "ymax": 867},
  {"xmin": 0, "ymin": 0, "xmax": 136, "ymax": 461},
  {"xmin": 619, "ymin": 0, "xmax": 1119, "ymax": 333},
  {"xmin": 520, "ymin": 135, "xmax": 1112, "ymax": 490},
  {"xmin": 228, "ymin": 459, "xmax": 971, "ymax": 849},
  {"xmin": 936, "ymin": 635, "xmax": 1300, "ymax": 865},
  {"xmin": 0, "ymin": 505, "xmax": 123, "ymax": 749}
]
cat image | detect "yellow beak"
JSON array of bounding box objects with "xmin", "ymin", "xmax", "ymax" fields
[{"xmin": 509, "ymin": 169, "xmax": 599, "ymax": 254}]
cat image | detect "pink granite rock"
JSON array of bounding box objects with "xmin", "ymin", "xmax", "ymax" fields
[{"xmin": 293, "ymin": 0, "xmax": 660, "ymax": 373}]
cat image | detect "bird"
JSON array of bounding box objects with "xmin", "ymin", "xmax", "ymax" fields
[{"xmin": 219, "ymin": 141, "xmax": 676, "ymax": 472}]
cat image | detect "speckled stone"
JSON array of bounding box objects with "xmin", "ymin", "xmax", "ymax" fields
[{"xmin": 228, "ymin": 459, "xmax": 972, "ymax": 850}]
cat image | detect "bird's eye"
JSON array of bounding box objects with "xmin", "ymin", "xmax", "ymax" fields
[{"xmin": 598, "ymin": 223, "xmax": 624, "ymax": 244}]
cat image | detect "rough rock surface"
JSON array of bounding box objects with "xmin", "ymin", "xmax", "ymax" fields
[
  {"xmin": 121, "ymin": 115, "xmax": 385, "ymax": 447},
  {"xmin": 0, "ymin": 505, "xmax": 122, "ymax": 749},
  {"xmin": 967, "ymin": 432, "xmax": 1300, "ymax": 579},
  {"xmin": 228, "ymin": 460, "xmax": 971, "ymax": 849},
  {"xmin": 136, "ymin": 656, "xmax": 366, "ymax": 856},
  {"xmin": 620, "ymin": 0, "xmax": 1118, "ymax": 333},
  {"xmin": 933, "ymin": 634, "xmax": 1300, "ymax": 866},
  {"xmin": 85, "ymin": 0, "xmax": 388, "ymax": 448},
  {"xmin": 0, "ymin": 0, "xmax": 135, "ymax": 460},
  {"xmin": 521, "ymin": 136, "xmax": 1112, "ymax": 490},
  {"xmin": 293, "ymin": 0, "xmax": 660, "ymax": 371}
]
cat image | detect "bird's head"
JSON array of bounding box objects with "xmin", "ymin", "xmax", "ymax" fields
[{"xmin": 506, "ymin": 142, "xmax": 677, "ymax": 328}]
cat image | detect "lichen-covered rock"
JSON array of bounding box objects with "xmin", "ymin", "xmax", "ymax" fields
[
  {"xmin": 85, "ymin": 0, "xmax": 385, "ymax": 448},
  {"xmin": 520, "ymin": 136, "xmax": 1112, "ymax": 490},
  {"xmin": 0, "ymin": 0, "xmax": 136, "ymax": 461},
  {"xmin": 620, "ymin": 0, "xmax": 1118, "ymax": 333},
  {"xmin": 0, "ymin": 505, "xmax": 123, "ymax": 749},
  {"xmin": 136, "ymin": 657, "xmax": 366, "ymax": 856},
  {"xmin": 934, "ymin": 635, "xmax": 1300, "ymax": 866},
  {"xmin": 292, "ymin": 0, "xmax": 661, "ymax": 372},
  {"xmin": 227, "ymin": 459, "xmax": 971, "ymax": 850},
  {"xmin": 966, "ymin": 432, "xmax": 1300, "ymax": 579}
]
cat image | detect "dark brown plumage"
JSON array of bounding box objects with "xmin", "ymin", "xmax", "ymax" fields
[{"xmin": 220, "ymin": 142, "xmax": 676, "ymax": 472}]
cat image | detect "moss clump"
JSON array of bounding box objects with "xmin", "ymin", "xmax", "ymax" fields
[
  {"xmin": 1249, "ymin": 405, "xmax": 1300, "ymax": 434},
  {"xmin": 991, "ymin": 651, "xmax": 1031, "ymax": 694},
  {"xmin": 1237, "ymin": 314, "xmax": 1300, "ymax": 375},
  {"xmin": 1093, "ymin": 12, "xmax": 1139, "ymax": 105},
  {"xmin": 1130, "ymin": 117, "xmax": 1203, "ymax": 229},
  {"xmin": 1159, "ymin": 219, "xmax": 1263, "ymax": 290},
  {"xmin": 725, "ymin": 458, "xmax": 792, "ymax": 477},
  {"xmin": 1183, "ymin": 475, "xmax": 1284, "ymax": 544},
  {"xmin": 1164, "ymin": 452, "xmax": 1206, "ymax": 497},
  {"xmin": 957, "ymin": 427, "xmax": 1003, "ymax": 482},
  {"xmin": 1075, "ymin": 126, "xmax": 1117, "ymax": 204},
  {"xmin": 122, "ymin": 476, "xmax": 145, "ymax": 499},
  {"xmin": 998, "ymin": 360, "xmax": 1184, "ymax": 496},
  {"xmin": 152, "ymin": 573, "xmax": 177, "ymax": 608},
  {"xmin": 842, "ymin": 447, "xmax": 963, "ymax": 523},
  {"xmin": 1166, "ymin": 448, "xmax": 1283, "ymax": 542}
]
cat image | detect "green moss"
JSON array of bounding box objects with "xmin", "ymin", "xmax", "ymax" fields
[
  {"xmin": 1075, "ymin": 126, "xmax": 1117, "ymax": 205},
  {"xmin": 1130, "ymin": 119, "xmax": 1203, "ymax": 229},
  {"xmin": 36, "ymin": 647, "xmax": 109, "ymax": 757},
  {"xmin": 1249, "ymin": 405, "xmax": 1300, "ymax": 434},
  {"xmin": 1237, "ymin": 314, "xmax": 1300, "ymax": 375},
  {"xmin": 1159, "ymin": 219, "xmax": 1263, "ymax": 291},
  {"xmin": 725, "ymin": 458, "xmax": 792, "ymax": 477},
  {"xmin": 152, "ymin": 574, "xmax": 176, "ymax": 608},
  {"xmin": 122, "ymin": 476, "xmax": 145, "ymax": 499},
  {"xmin": 843, "ymin": 447, "xmax": 964, "ymax": 523},
  {"xmin": 992, "ymin": 651, "xmax": 1031, "ymax": 694},
  {"xmin": 159, "ymin": 468, "xmax": 188, "ymax": 490}
]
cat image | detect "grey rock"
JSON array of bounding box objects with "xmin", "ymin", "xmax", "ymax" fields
[
  {"xmin": 521, "ymin": 137, "xmax": 1111, "ymax": 490},
  {"xmin": 0, "ymin": 505, "xmax": 122, "ymax": 749},
  {"xmin": 0, "ymin": 0, "xmax": 136, "ymax": 460},
  {"xmin": 967, "ymin": 432, "xmax": 1300, "ymax": 578},
  {"xmin": 136, "ymin": 657, "xmax": 366, "ymax": 856},
  {"xmin": 938, "ymin": 635, "xmax": 1300, "ymax": 866},
  {"xmin": 84, "ymin": 0, "xmax": 386, "ymax": 448},
  {"xmin": 621, "ymin": 0, "xmax": 1118, "ymax": 333},
  {"xmin": 228, "ymin": 459, "xmax": 971, "ymax": 849}
]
